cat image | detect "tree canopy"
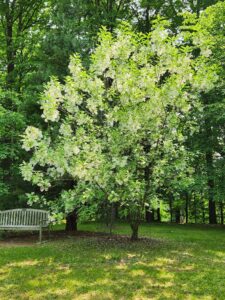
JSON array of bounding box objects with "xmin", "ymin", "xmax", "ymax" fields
[
  {"xmin": 21, "ymin": 18, "xmax": 218, "ymax": 238},
  {"xmin": 0, "ymin": 0, "xmax": 224, "ymax": 235}
]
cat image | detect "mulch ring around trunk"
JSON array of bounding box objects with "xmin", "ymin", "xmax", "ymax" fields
[{"xmin": 0, "ymin": 230, "xmax": 164, "ymax": 247}]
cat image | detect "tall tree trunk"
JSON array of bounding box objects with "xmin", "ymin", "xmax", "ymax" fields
[
  {"xmin": 143, "ymin": 142, "xmax": 152, "ymax": 223},
  {"xmin": 6, "ymin": 12, "xmax": 15, "ymax": 88},
  {"xmin": 156, "ymin": 207, "xmax": 161, "ymax": 222},
  {"xmin": 175, "ymin": 209, "xmax": 180, "ymax": 223},
  {"xmin": 169, "ymin": 197, "xmax": 173, "ymax": 222},
  {"xmin": 196, "ymin": 0, "xmax": 201, "ymax": 18},
  {"xmin": 202, "ymin": 202, "xmax": 205, "ymax": 223},
  {"xmin": 65, "ymin": 209, "xmax": 77, "ymax": 231},
  {"xmin": 185, "ymin": 192, "xmax": 189, "ymax": 224},
  {"xmin": 194, "ymin": 195, "xmax": 197, "ymax": 223},
  {"xmin": 108, "ymin": 203, "xmax": 116, "ymax": 234},
  {"xmin": 145, "ymin": 5, "xmax": 150, "ymax": 33},
  {"xmin": 206, "ymin": 151, "xmax": 217, "ymax": 224},
  {"xmin": 130, "ymin": 222, "xmax": 139, "ymax": 241},
  {"xmin": 146, "ymin": 209, "xmax": 154, "ymax": 223},
  {"xmin": 220, "ymin": 202, "xmax": 224, "ymax": 225}
]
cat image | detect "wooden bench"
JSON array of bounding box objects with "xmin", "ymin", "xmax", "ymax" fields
[{"xmin": 0, "ymin": 209, "xmax": 50, "ymax": 242}]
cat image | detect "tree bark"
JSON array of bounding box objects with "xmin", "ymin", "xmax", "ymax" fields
[
  {"xmin": 65, "ymin": 210, "xmax": 77, "ymax": 231},
  {"xmin": 169, "ymin": 197, "xmax": 173, "ymax": 222},
  {"xmin": 220, "ymin": 202, "xmax": 224, "ymax": 225},
  {"xmin": 130, "ymin": 222, "xmax": 139, "ymax": 241},
  {"xmin": 206, "ymin": 151, "xmax": 217, "ymax": 224},
  {"xmin": 156, "ymin": 207, "xmax": 161, "ymax": 222},
  {"xmin": 5, "ymin": 2, "xmax": 16, "ymax": 88},
  {"xmin": 202, "ymin": 202, "xmax": 205, "ymax": 223},
  {"xmin": 108, "ymin": 203, "xmax": 116, "ymax": 234},
  {"xmin": 185, "ymin": 192, "xmax": 189, "ymax": 224},
  {"xmin": 145, "ymin": 5, "xmax": 150, "ymax": 33},
  {"xmin": 194, "ymin": 195, "xmax": 197, "ymax": 223},
  {"xmin": 146, "ymin": 209, "xmax": 154, "ymax": 223},
  {"xmin": 175, "ymin": 209, "xmax": 180, "ymax": 223}
]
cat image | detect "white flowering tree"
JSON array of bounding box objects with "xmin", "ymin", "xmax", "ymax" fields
[{"xmin": 21, "ymin": 21, "xmax": 216, "ymax": 240}]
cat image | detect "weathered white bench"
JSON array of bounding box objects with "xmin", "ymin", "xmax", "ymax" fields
[{"xmin": 0, "ymin": 209, "xmax": 50, "ymax": 242}]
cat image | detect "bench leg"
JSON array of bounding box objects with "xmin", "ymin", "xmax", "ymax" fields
[
  {"xmin": 48, "ymin": 225, "xmax": 51, "ymax": 240},
  {"xmin": 39, "ymin": 227, "xmax": 42, "ymax": 243}
]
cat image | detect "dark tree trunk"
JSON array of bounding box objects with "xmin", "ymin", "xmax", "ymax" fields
[
  {"xmin": 208, "ymin": 186, "xmax": 217, "ymax": 224},
  {"xmin": 103, "ymin": 201, "xmax": 115, "ymax": 234},
  {"xmin": 175, "ymin": 209, "xmax": 180, "ymax": 223},
  {"xmin": 146, "ymin": 209, "xmax": 154, "ymax": 223},
  {"xmin": 145, "ymin": 6, "xmax": 150, "ymax": 33},
  {"xmin": 196, "ymin": 0, "xmax": 201, "ymax": 18},
  {"xmin": 206, "ymin": 151, "xmax": 217, "ymax": 224},
  {"xmin": 156, "ymin": 207, "xmax": 161, "ymax": 222},
  {"xmin": 108, "ymin": 203, "xmax": 116, "ymax": 234},
  {"xmin": 143, "ymin": 141, "xmax": 152, "ymax": 223},
  {"xmin": 6, "ymin": 12, "xmax": 15, "ymax": 88},
  {"xmin": 202, "ymin": 202, "xmax": 205, "ymax": 223},
  {"xmin": 130, "ymin": 223, "xmax": 139, "ymax": 241},
  {"xmin": 65, "ymin": 210, "xmax": 77, "ymax": 232},
  {"xmin": 169, "ymin": 197, "xmax": 173, "ymax": 222},
  {"xmin": 220, "ymin": 202, "xmax": 224, "ymax": 225},
  {"xmin": 114, "ymin": 203, "xmax": 119, "ymax": 219},
  {"xmin": 185, "ymin": 192, "xmax": 189, "ymax": 224},
  {"xmin": 194, "ymin": 195, "xmax": 197, "ymax": 224}
]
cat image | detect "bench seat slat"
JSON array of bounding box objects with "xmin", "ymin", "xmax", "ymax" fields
[{"xmin": 0, "ymin": 226, "xmax": 41, "ymax": 230}]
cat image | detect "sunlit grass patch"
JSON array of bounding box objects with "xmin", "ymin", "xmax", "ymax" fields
[{"xmin": 0, "ymin": 223, "xmax": 225, "ymax": 299}]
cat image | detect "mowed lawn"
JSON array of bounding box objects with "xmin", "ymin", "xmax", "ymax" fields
[{"xmin": 0, "ymin": 223, "xmax": 225, "ymax": 300}]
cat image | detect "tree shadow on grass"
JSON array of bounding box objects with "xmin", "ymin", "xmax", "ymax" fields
[{"xmin": 0, "ymin": 235, "xmax": 225, "ymax": 299}]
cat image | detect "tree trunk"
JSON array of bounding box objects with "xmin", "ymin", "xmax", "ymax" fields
[
  {"xmin": 145, "ymin": 5, "xmax": 150, "ymax": 33},
  {"xmin": 175, "ymin": 209, "xmax": 180, "ymax": 223},
  {"xmin": 156, "ymin": 207, "xmax": 161, "ymax": 222},
  {"xmin": 6, "ymin": 13, "xmax": 15, "ymax": 88},
  {"xmin": 108, "ymin": 203, "xmax": 116, "ymax": 234},
  {"xmin": 185, "ymin": 192, "xmax": 189, "ymax": 224},
  {"xmin": 169, "ymin": 197, "xmax": 173, "ymax": 222},
  {"xmin": 194, "ymin": 195, "xmax": 197, "ymax": 223},
  {"xmin": 65, "ymin": 210, "xmax": 77, "ymax": 231},
  {"xmin": 143, "ymin": 142, "xmax": 152, "ymax": 223},
  {"xmin": 130, "ymin": 222, "xmax": 139, "ymax": 241},
  {"xmin": 206, "ymin": 151, "xmax": 217, "ymax": 224},
  {"xmin": 202, "ymin": 202, "xmax": 205, "ymax": 223},
  {"xmin": 146, "ymin": 209, "xmax": 154, "ymax": 223},
  {"xmin": 220, "ymin": 202, "xmax": 224, "ymax": 225},
  {"xmin": 196, "ymin": 0, "xmax": 201, "ymax": 18}
]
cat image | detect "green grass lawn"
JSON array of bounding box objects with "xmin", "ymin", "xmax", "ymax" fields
[{"xmin": 1, "ymin": 223, "xmax": 225, "ymax": 299}]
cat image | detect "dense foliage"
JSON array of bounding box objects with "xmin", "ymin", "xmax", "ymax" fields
[
  {"xmin": 0, "ymin": 0, "xmax": 225, "ymax": 238},
  {"xmin": 22, "ymin": 20, "xmax": 217, "ymax": 238}
]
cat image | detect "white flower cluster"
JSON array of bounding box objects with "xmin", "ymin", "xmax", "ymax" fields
[
  {"xmin": 22, "ymin": 126, "xmax": 43, "ymax": 151},
  {"xmin": 41, "ymin": 78, "xmax": 63, "ymax": 122}
]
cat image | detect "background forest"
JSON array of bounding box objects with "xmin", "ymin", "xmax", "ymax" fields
[{"xmin": 0, "ymin": 0, "xmax": 225, "ymax": 237}]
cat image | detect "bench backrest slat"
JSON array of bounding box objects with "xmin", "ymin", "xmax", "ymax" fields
[{"xmin": 0, "ymin": 209, "xmax": 49, "ymax": 227}]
